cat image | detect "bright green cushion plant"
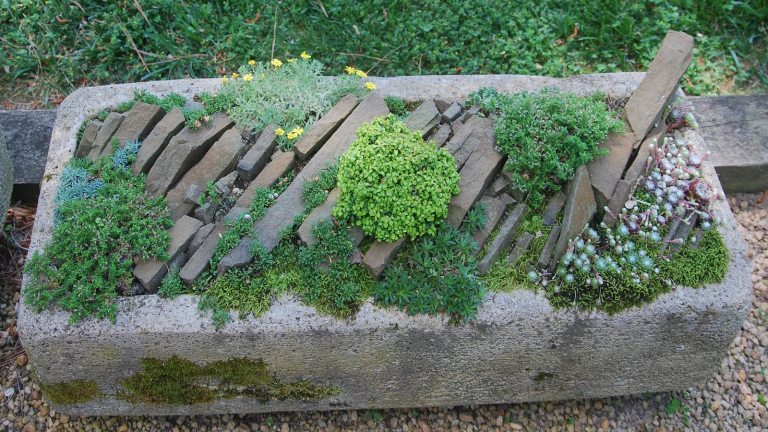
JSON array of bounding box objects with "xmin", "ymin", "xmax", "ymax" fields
[{"xmin": 333, "ymin": 115, "xmax": 460, "ymax": 242}]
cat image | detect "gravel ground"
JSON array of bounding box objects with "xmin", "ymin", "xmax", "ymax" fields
[{"xmin": 0, "ymin": 192, "xmax": 765, "ymax": 432}]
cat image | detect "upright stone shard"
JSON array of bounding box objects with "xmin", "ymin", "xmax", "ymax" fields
[
  {"xmin": 442, "ymin": 102, "xmax": 462, "ymax": 122},
  {"xmin": 602, "ymin": 180, "xmax": 632, "ymax": 227},
  {"xmin": 188, "ymin": 223, "xmax": 215, "ymax": 256},
  {"xmin": 443, "ymin": 115, "xmax": 487, "ymax": 155},
  {"xmin": 108, "ymin": 102, "xmax": 164, "ymax": 152},
  {"xmin": 75, "ymin": 120, "xmax": 101, "ymax": 158},
  {"xmin": 132, "ymin": 108, "xmax": 185, "ymax": 175},
  {"xmin": 297, "ymin": 189, "xmax": 340, "ymax": 246},
  {"xmin": 179, "ymin": 223, "xmax": 227, "ymax": 285},
  {"xmin": 472, "ymin": 196, "xmax": 506, "ymax": 254},
  {"xmin": 237, "ymin": 124, "xmax": 279, "ymax": 181},
  {"xmin": 362, "ymin": 238, "xmax": 407, "ymax": 279},
  {"xmin": 87, "ymin": 112, "xmax": 124, "ymax": 161},
  {"xmin": 623, "ymin": 124, "xmax": 667, "ymax": 186},
  {"xmin": 542, "ymin": 191, "xmax": 566, "ymax": 226},
  {"xmin": 404, "ymin": 100, "xmax": 440, "ymax": 138},
  {"xmin": 539, "ymin": 226, "xmax": 562, "ymax": 270},
  {"xmin": 447, "ymin": 126, "xmax": 504, "ymax": 228},
  {"xmin": 133, "ymin": 215, "xmax": 202, "ymax": 292},
  {"xmin": 477, "ymin": 203, "xmax": 528, "ymax": 274},
  {"xmin": 164, "ymin": 128, "xmax": 247, "ymax": 220},
  {"xmin": 625, "ymin": 31, "xmax": 694, "ymax": 143},
  {"xmin": 294, "ymin": 94, "xmax": 359, "ymax": 160},
  {"xmin": 217, "ymin": 94, "xmax": 389, "ymax": 273},
  {"xmin": 587, "ymin": 132, "xmax": 636, "ymax": 208},
  {"xmin": 145, "ymin": 113, "xmax": 234, "ymax": 197},
  {"xmin": 554, "ymin": 165, "xmax": 596, "ymax": 260}
]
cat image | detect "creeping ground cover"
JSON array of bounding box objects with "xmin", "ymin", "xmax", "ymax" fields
[{"xmin": 25, "ymin": 140, "xmax": 172, "ymax": 322}]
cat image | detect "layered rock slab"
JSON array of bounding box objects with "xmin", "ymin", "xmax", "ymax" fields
[
  {"xmin": 132, "ymin": 108, "xmax": 185, "ymax": 175},
  {"xmin": 294, "ymin": 94, "xmax": 359, "ymax": 160},
  {"xmin": 87, "ymin": 112, "xmax": 124, "ymax": 161},
  {"xmin": 164, "ymin": 128, "xmax": 247, "ymax": 221},
  {"xmin": 109, "ymin": 102, "xmax": 164, "ymax": 150},
  {"xmin": 554, "ymin": 165, "xmax": 596, "ymax": 260},
  {"xmin": 145, "ymin": 113, "xmax": 234, "ymax": 197},
  {"xmin": 218, "ymin": 94, "xmax": 389, "ymax": 274},
  {"xmin": 133, "ymin": 215, "xmax": 202, "ymax": 292}
]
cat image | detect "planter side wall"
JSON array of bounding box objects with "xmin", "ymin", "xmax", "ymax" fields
[{"xmin": 17, "ymin": 74, "xmax": 752, "ymax": 416}]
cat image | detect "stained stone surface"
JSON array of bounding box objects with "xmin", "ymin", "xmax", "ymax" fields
[
  {"xmin": 542, "ymin": 192, "xmax": 566, "ymax": 226},
  {"xmin": 132, "ymin": 108, "xmax": 185, "ymax": 175},
  {"xmin": 145, "ymin": 113, "xmax": 234, "ymax": 197},
  {"xmin": 362, "ymin": 238, "xmax": 407, "ymax": 279},
  {"xmin": 623, "ymin": 124, "xmax": 667, "ymax": 186},
  {"xmin": 179, "ymin": 223, "xmax": 226, "ymax": 285},
  {"xmin": 554, "ymin": 165, "xmax": 596, "ymax": 261},
  {"xmin": 430, "ymin": 123, "xmax": 452, "ymax": 147},
  {"xmin": 477, "ymin": 203, "xmax": 528, "ymax": 274},
  {"xmin": 17, "ymin": 75, "xmax": 751, "ymax": 417},
  {"xmin": 625, "ymin": 31, "xmax": 694, "ymax": 144}
]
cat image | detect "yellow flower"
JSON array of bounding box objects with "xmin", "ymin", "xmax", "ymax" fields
[
  {"xmin": 355, "ymin": 69, "xmax": 368, "ymax": 78},
  {"xmin": 287, "ymin": 58, "xmax": 297, "ymax": 63},
  {"xmin": 300, "ymin": 51, "xmax": 311, "ymax": 60},
  {"xmin": 271, "ymin": 58, "xmax": 283, "ymax": 68},
  {"xmin": 222, "ymin": 77, "xmax": 229, "ymax": 83},
  {"xmin": 248, "ymin": 59, "xmax": 256, "ymax": 65},
  {"xmin": 231, "ymin": 72, "xmax": 239, "ymax": 79},
  {"xmin": 243, "ymin": 73, "xmax": 253, "ymax": 82},
  {"xmin": 275, "ymin": 127, "xmax": 285, "ymax": 136},
  {"xmin": 364, "ymin": 81, "xmax": 377, "ymax": 90},
  {"xmin": 344, "ymin": 66, "xmax": 356, "ymax": 75},
  {"xmin": 287, "ymin": 126, "xmax": 304, "ymax": 140}
]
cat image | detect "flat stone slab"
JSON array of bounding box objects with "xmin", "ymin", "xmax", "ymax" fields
[
  {"xmin": 111, "ymin": 102, "xmax": 164, "ymax": 147},
  {"xmin": 237, "ymin": 124, "xmax": 278, "ymax": 181},
  {"xmin": 403, "ymin": 99, "xmax": 439, "ymax": 138},
  {"xmin": 133, "ymin": 215, "xmax": 203, "ymax": 292},
  {"xmin": 692, "ymin": 95, "xmax": 768, "ymax": 193},
  {"xmin": 477, "ymin": 203, "xmax": 527, "ymax": 274},
  {"xmin": 554, "ymin": 165, "xmax": 596, "ymax": 261},
  {"xmin": 17, "ymin": 76, "xmax": 752, "ymax": 416},
  {"xmin": 472, "ymin": 196, "xmax": 505, "ymax": 254},
  {"xmin": 0, "ymin": 109, "xmax": 55, "ymax": 184},
  {"xmin": 88, "ymin": 112, "xmax": 124, "ymax": 160},
  {"xmin": 362, "ymin": 238, "xmax": 407, "ymax": 279},
  {"xmin": 587, "ymin": 131, "xmax": 635, "ymax": 208},
  {"xmin": 297, "ymin": 189, "xmax": 340, "ymax": 246}
]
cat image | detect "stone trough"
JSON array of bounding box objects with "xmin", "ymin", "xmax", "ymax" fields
[{"xmin": 18, "ymin": 68, "xmax": 752, "ymax": 416}]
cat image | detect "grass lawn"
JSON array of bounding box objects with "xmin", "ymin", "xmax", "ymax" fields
[{"xmin": 1, "ymin": 0, "xmax": 766, "ymax": 107}]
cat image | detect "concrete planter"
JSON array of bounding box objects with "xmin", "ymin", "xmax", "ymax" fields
[{"xmin": 18, "ymin": 74, "xmax": 752, "ymax": 416}]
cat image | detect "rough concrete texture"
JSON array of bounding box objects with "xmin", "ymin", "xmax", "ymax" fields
[
  {"xmin": 0, "ymin": 132, "xmax": 11, "ymax": 224},
  {"xmin": 0, "ymin": 109, "xmax": 55, "ymax": 184},
  {"xmin": 18, "ymin": 75, "xmax": 751, "ymax": 416}
]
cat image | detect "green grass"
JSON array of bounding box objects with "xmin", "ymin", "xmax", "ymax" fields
[{"xmin": 1, "ymin": 1, "xmax": 765, "ymax": 105}]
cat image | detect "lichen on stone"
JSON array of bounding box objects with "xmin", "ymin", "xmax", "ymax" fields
[{"xmin": 119, "ymin": 356, "xmax": 341, "ymax": 405}]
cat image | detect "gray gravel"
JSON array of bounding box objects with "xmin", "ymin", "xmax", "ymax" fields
[{"xmin": 1, "ymin": 192, "xmax": 766, "ymax": 431}]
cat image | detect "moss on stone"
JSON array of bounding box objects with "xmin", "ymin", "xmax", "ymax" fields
[
  {"xmin": 660, "ymin": 228, "xmax": 729, "ymax": 288},
  {"xmin": 119, "ymin": 356, "xmax": 341, "ymax": 405},
  {"xmin": 41, "ymin": 379, "xmax": 103, "ymax": 405}
]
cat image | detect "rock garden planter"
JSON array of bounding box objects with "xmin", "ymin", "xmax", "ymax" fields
[{"xmin": 18, "ymin": 32, "xmax": 751, "ymax": 416}]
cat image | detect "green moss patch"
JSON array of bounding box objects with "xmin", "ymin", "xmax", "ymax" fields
[
  {"xmin": 660, "ymin": 229, "xmax": 730, "ymax": 288},
  {"xmin": 41, "ymin": 379, "xmax": 103, "ymax": 405},
  {"xmin": 119, "ymin": 356, "xmax": 340, "ymax": 405}
]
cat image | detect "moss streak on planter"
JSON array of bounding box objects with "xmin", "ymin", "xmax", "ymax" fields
[
  {"xmin": 40, "ymin": 379, "xmax": 103, "ymax": 405},
  {"xmin": 17, "ymin": 75, "xmax": 752, "ymax": 416}
]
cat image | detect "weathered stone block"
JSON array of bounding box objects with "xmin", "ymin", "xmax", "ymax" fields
[
  {"xmin": 0, "ymin": 109, "xmax": 56, "ymax": 184},
  {"xmin": 110, "ymin": 102, "xmax": 164, "ymax": 148},
  {"xmin": 133, "ymin": 216, "xmax": 203, "ymax": 292},
  {"xmin": 404, "ymin": 99, "xmax": 440, "ymax": 138},
  {"xmin": 362, "ymin": 238, "xmax": 407, "ymax": 279},
  {"xmin": 297, "ymin": 189, "xmax": 340, "ymax": 246},
  {"xmin": 75, "ymin": 120, "xmax": 101, "ymax": 158},
  {"xmin": 87, "ymin": 112, "xmax": 124, "ymax": 161},
  {"xmin": 587, "ymin": 132, "xmax": 635, "ymax": 208},
  {"xmin": 429, "ymin": 123, "xmax": 452, "ymax": 148},
  {"xmin": 554, "ymin": 166, "xmax": 596, "ymax": 261},
  {"xmin": 477, "ymin": 203, "xmax": 528, "ymax": 274},
  {"xmin": 17, "ymin": 76, "xmax": 751, "ymax": 417},
  {"xmin": 472, "ymin": 196, "xmax": 505, "ymax": 254}
]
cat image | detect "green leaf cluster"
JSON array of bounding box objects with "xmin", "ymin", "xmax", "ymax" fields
[
  {"xmin": 471, "ymin": 88, "xmax": 623, "ymax": 206},
  {"xmin": 333, "ymin": 115, "xmax": 460, "ymax": 242},
  {"xmin": 24, "ymin": 147, "xmax": 172, "ymax": 322},
  {"xmin": 302, "ymin": 164, "xmax": 338, "ymax": 211},
  {"xmin": 115, "ymin": 89, "xmax": 186, "ymax": 114},
  {"xmin": 374, "ymin": 224, "xmax": 485, "ymax": 322}
]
